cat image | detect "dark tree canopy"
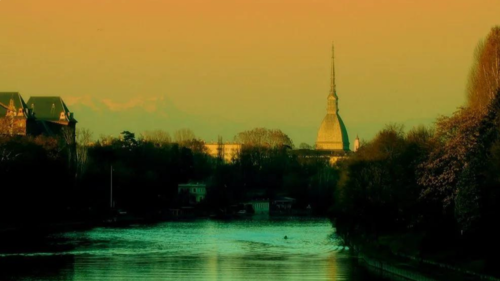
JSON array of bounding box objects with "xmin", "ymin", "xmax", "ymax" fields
[{"xmin": 234, "ymin": 128, "xmax": 294, "ymax": 148}]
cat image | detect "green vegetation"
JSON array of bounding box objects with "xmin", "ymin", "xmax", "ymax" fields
[
  {"xmin": 331, "ymin": 26, "xmax": 500, "ymax": 277},
  {"xmin": 0, "ymin": 127, "xmax": 336, "ymax": 229},
  {"xmin": 1, "ymin": 24, "xmax": 499, "ymax": 279}
]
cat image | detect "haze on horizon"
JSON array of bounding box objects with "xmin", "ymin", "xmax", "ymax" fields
[{"xmin": 1, "ymin": 0, "xmax": 499, "ymax": 147}]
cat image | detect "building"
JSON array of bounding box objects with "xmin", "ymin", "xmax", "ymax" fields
[
  {"xmin": 272, "ymin": 197, "xmax": 296, "ymax": 212},
  {"xmin": 0, "ymin": 92, "xmax": 35, "ymax": 136},
  {"xmin": 205, "ymin": 141, "xmax": 241, "ymax": 162},
  {"xmin": 246, "ymin": 199, "xmax": 270, "ymax": 214},
  {"xmin": 26, "ymin": 96, "xmax": 77, "ymax": 141},
  {"xmin": 315, "ymin": 45, "xmax": 351, "ymax": 163},
  {"xmin": 0, "ymin": 93, "xmax": 77, "ymax": 140},
  {"xmin": 354, "ymin": 135, "xmax": 360, "ymax": 152},
  {"xmin": 178, "ymin": 183, "xmax": 207, "ymax": 203}
]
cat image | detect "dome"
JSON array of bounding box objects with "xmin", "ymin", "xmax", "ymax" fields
[{"xmin": 316, "ymin": 112, "xmax": 350, "ymax": 151}]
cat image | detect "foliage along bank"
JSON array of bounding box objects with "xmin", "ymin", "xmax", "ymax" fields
[
  {"xmin": 0, "ymin": 127, "xmax": 338, "ymax": 228},
  {"xmin": 330, "ymin": 26, "xmax": 500, "ymax": 277}
]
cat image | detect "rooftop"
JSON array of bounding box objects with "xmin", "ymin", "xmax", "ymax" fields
[
  {"xmin": 26, "ymin": 96, "xmax": 76, "ymax": 123},
  {"xmin": 0, "ymin": 92, "xmax": 31, "ymax": 118}
]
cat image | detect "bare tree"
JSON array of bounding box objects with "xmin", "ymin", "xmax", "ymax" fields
[
  {"xmin": 61, "ymin": 127, "xmax": 76, "ymax": 172},
  {"xmin": 0, "ymin": 148, "xmax": 19, "ymax": 163},
  {"xmin": 61, "ymin": 127, "xmax": 75, "ymax": 146},
  {"xmin": 76, "ymin": 128, "xmax": 93, "ymax": 179},
  {"xmin": 99, "ymin": 134, "xmax": 115, "ymax": 146},
  {"xmin": 174, "ymin": 128, "xmax": 196, "ymax": 143},
  {"xmin": 140, "ymin": 130, "xmax": 172, "ymax": 146}
]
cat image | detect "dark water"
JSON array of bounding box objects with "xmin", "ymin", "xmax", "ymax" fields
[{"xmin": 0, "ymin": 217, "xmax": 392, "ymax": 281}]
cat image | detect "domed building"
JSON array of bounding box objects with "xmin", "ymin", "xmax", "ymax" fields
[{"xmin": 316, "ymin": 45, "xmax": 350, "ymax": 153}]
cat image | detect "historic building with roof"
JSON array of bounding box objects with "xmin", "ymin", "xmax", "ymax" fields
[
  {"xmin": 314, "ymin": 46, "xmax": 352, "ymax": 163},
  {"xmin": 0, "ymin": 93, "xmax": 76, "ymax": 140},
  {"xmin": 26, "ymin": 96, "xmax": 77, "ymax": 140},
  {"xmin": 0, "ymin": 92, "xmax": 36, "ymax": 136}
]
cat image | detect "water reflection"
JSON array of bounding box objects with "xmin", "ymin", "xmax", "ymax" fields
[{"xmin": 0, "ymin": 217, "xmax": 391, "ymax": 281}]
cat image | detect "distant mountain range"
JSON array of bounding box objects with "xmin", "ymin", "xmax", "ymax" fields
[
  {"xmin": 65, "ymin": 95, "xmax": 244, "ymax": 142},
  {"xmin": 65, "ymin": 95, "xmax": 436, "ymax": 147}
]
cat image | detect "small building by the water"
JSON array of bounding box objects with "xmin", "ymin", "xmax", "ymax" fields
[
  {"xmin": 246, "ymin": 199, "xmax": 270, "ymax": 214},
  {"xmin": 272, "ymin": 197, "xmax": 296, "ymax": 211},
  {"xmin": 178, "ymin": 183, "xmax": 207, "ymax": 203}
]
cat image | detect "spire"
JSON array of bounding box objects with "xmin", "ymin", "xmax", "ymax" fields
[
  {"xmin": 327, "ymin": 43, "xmax": 339, "ymax": 114},
  {"xmin": 7, "ymin": 95, "xmax": 16, "ymax": 117},
  {"xmin": 330, "ymin": 43, "xmax": 336, "ymax": 96}
]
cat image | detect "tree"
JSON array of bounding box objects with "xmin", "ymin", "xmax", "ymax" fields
[
  {"xmin": 174, "ymin": 128, "xmax": 196, "ymax": 143},
  {"xmin": 76, "ymin": 128, "xmax": 93, "ymax": 179},
  {"xmin": 140, "ymin": 130, "xmax": 172, "ymax": 146},
  {"xmin": 61, "ymin": 127, "xmax": 76, "ymax": 172},
  {"xmin": 120, "ymin": 131, "xmax": 138, "ymax": 148},
  {"xmin": 234, "ymin": 128, "xmax": 294, "ymax": 148},
  {"xmin": 216, "ymin": 135, "xmax": 224, "ymax": 165},
  {"xmin": 467, "ymin": 26, "xmax": 500, "ymax": 114},
  {"xmin": 333, "ymin": 123, "xmax": 431, "ymax": 239},
  {"xmin": 418, "ymin": 89, "xmax": 500, "ymax": 235},
  {"xmin": 299, "ymin": 143, "xmax": 312, "ymax": 150},
  {"xmin": 418, "ymin": 108, "xmax": 483, "ymax": 210}
]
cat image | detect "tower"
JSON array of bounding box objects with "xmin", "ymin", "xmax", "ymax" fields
[
  {"xmin": 354, "ymin": 135, "xmax": 360, "ymax": 152},
  {"xmin": 315, "ymin": 44, "xmax": 350, "ymax": 152}
]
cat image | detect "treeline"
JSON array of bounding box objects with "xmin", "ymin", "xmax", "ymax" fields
[
  {"xmin": 0, "ymin": 135, "xmax": 75, "ymax": 225},
  {"xmin": 331, "ymin": 26, "xmax": 500, "ymax": 275},
  {"xmin": 0, "ymin": 127, "xmax": 335, "ymax": 227},
  {"xmin": 209, "ymin": 130, "xmax": 338, "ymax": 214}
]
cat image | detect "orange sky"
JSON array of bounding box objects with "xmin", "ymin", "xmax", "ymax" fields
[{"xmin": 1, "ymin": 0, "xmax": 499, "ymax": 146}]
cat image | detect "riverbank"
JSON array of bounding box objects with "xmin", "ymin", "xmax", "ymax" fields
[{"xmin": 350, "ymin": 235, "xmax": 500, "ymax": 281}]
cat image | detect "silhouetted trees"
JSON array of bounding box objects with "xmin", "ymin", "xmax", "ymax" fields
[
  {"xmin": 173, "ymin": 128, "xmax": 196, "ymax": 143},
  {"xmin": 1, "ymin": 124, "xmax": 338, "ymax": 228},
  {"xmin": 299, "ymin": 143, "xmax": 313, "ymax": 150},
  {"xmin": 467, "ymin": 27, "xmax": 500, "ymax": 113},
  {"xmin": 140, "ymin": 130, "xmax": 172, "ymax": 145},
  {"xmin": 234, "ymin": 128, "xmax": 294, "ymax": 148},
  {"xmin": 205, "ymin": 128, "xmax": 334, "ymax": 213},
  {"xmin": 0, "ymin": 135, "xmax": 74, "ymax": 226},
  {"xmin": 331, "ymin": 90, "xmax": 500, "ymax": 275},
  {"xmin": 330, "ymin": 26, "xmax": 500, "ymax": 274}
]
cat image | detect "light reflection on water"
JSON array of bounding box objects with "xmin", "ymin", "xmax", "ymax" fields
[{"xmin": 0, "ymin": 217, "xmax": 390, "ymax": 281}]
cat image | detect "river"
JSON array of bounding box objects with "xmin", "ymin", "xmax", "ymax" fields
[{"xmin": 0, "ymin": 217, "xmax": 393, "ymax": 281}]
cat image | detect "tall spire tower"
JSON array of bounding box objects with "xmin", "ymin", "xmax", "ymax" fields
[
  {"xmin": 331, "ymin": 44, "xmax": 336, "ymax": 96},
  {"xmin": 316, "ymin": 44, "xmax": 350, "ymax": 152},
  {"xmin": 327, "ymin": 44, "xmax": 338, "ymax": 114}
]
